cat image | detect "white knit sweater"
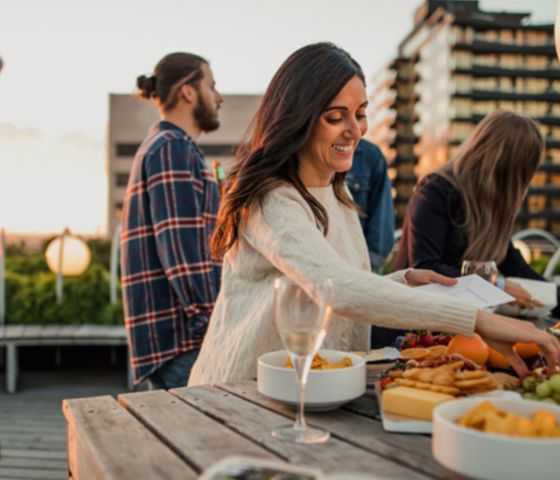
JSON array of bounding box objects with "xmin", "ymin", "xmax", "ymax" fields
[{"xmin": 188, "ymin": 185, "xmax": 478, "ymax": 386}]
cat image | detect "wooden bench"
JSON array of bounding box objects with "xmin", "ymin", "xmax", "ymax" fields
[{"xmin": 0, "ymin": 324, "xmax": 132, "ymax": 393}]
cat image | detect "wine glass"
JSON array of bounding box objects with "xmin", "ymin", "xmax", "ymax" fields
[
  {"xmin": 461, "ymin": 260, "xmax": 498, "ymax": 285},
  {"xmin": 272, "ymin": 276, "xmax": 333, "ymax": 444}
]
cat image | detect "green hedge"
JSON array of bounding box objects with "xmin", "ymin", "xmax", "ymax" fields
[{"xmin": 4, "ymin": 252, "xmax": 123, "ymax": 326}]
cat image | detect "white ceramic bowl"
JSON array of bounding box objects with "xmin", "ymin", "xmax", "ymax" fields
[
  {"xmin": 257, "ymin": 349, "xmax": 366, "ymax": 411},
  {"xmin": 433, "ymin": 397, "xmax": 560, "ymax": 480}
]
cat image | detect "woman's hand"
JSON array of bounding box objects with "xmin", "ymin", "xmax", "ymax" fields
[
  {"xmin": 475, "ymin": 310, "xmax": 560, "ymax": 376},
  {"xmin": 404, "ymin": 269, "xmax": 458, "ymax": 287},
  {"xmin": 505, "ymin": 279, "xmax": 544, "ymax": 310}
]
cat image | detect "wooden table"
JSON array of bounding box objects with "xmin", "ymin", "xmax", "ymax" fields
[{"xmin": 63, "ymin": 380, "xmax": 460, "ymax": 480}]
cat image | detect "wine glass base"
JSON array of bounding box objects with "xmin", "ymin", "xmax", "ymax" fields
[{"xmin": 271, "ymin": 424, "xmax": 330, "ymax": 444}]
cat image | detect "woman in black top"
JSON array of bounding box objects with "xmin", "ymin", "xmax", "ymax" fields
[{"xmin": 373, "ymin": 110, "xmax": 558, "ymax": 347}]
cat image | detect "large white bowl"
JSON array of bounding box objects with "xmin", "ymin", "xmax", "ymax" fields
[
  {"xmin": 433, "ymin": 397, "xmax": 560, "ymax": 480},
  {"xmin": 257, "ymin": 349, "xmax": 366, "ymax": 411}
]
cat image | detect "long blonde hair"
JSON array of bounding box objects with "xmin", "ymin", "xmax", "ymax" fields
[{"xmin": 438, "ymin": 110, "xmax": 544, "ymax": 264}]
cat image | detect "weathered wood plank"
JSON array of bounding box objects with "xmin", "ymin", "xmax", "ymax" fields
[
  {"xmin": 63, "ymin": 395, "xmax": 195, "ymax": 480},
  {"xmin": 218, "ymin": 381, "xmax": 449, "ymax": 480},
  {"xmin": 1, "ymin": 449, "xmax": 67, "ymax": 460},
  {"xmin": 343, "ymin": 388, "xmax": 380, "ymax": 418},
  {"xmin": 0, "ymin": 466, "xmax": 66, "ymax": 479},
  {"xmin": 171, "ymin": 385, "xmax": 431, "ymax": 480},
  {"xmin": 118, "ymin": 390, "xmax": 278, "ymax": 471},
  {"xmin": 0, "ymin": 456, "xmax": 66, "ymax": 469}
]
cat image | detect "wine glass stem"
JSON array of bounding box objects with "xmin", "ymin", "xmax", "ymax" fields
[
  {"xmin": 293, "ymin": 354, "xmax": 311, "ymax": 431},
  {"xmin": 296, "ymin": 377, "xmax": 307, "ymax": 430}
]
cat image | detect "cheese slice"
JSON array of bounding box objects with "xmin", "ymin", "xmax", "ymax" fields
[{"xmin": 382, "ymin": 386, "xmax": 455, "ymax": 421}]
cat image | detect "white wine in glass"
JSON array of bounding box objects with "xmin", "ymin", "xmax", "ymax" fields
[
  {"xmin": 461, "ymin": 260, "xmax": 498, "ymax": 285},
  {"xmin": 272, "ymin": 276, "xmax": 333, "ymax": 444}
]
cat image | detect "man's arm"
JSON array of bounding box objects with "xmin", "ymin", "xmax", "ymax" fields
[
  {"xmin": 363, "ymin": 145, "xmax": 395, "ymax": 270},
  {"xmin": 146, "ymin": 139, "xmax": 219, "ymax": 317}
]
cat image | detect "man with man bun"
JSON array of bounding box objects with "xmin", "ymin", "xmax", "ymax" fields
[{"xmin": 121, "ymin": 52, "xmax": 223, "ymax": 389}]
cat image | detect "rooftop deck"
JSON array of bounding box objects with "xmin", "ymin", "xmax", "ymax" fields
[{"xmin": 0, "ymin": 367, "xmax": 133, "ymax": 479}]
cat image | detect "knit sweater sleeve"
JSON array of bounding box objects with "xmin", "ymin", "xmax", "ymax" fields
[{"xmin": 242, "ymin": 187, "xmax": 477, "ymax": 336}]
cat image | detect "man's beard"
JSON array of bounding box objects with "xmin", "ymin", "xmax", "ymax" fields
[{"xmin": 194, "ymin": 94, "xmax": 220, "ymax": 133}]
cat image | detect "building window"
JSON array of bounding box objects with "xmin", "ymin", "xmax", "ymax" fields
[
  {"xmin": 474, "ymin": 54, "xmax": 498, "ymax": 67},
  {"xmin": 198, "ymin": 144, "xmax": 236, "ymax": 156},
  {"xmin": 499, "ymin": 29, "xmax": 514, "ymax": 44},
  {"xmin": 116, "ymin": 173, "xmax": 129, "ymax": 187},
  {"xmin": 114, "ymin": 202, "xmax": 123, "ymax": 219},
  {"xmin": 449, "ymin": 121, "xmax": 472, "ymax": 142},
  {"xmin": 116, "ymin": 144, "xmax": 141, "ymax": 157},
  {"xmin": 473, "ymin": 77, "xmax": 497, "ymax": 91},
  {"xmin": 452, "ymin": 51, "xmax": 472, "ymax": 69},
  {"xmin": 451, "ymin": 74, "xmax": 472, "ymax": 93},
  {"xmin": 500, "ymin": 54, "xmax": 521, "ymax": 69},
  {"xmin": 526, "ymin": 55, "xmax": 548, "ymax": 70}
]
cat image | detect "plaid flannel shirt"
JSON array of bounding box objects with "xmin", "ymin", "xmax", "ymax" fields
[{"xmin": 120, "ymin": 121, "xmax": 221, "ymax": 384}]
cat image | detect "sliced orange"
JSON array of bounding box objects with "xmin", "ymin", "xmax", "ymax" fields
[
  {"xmin": 427, "ymin": 345, "xmax": 448, "ymax": 359},
  {"xmin": 400, "ymin": 347, "xmax": 430, "ymax": 361}
]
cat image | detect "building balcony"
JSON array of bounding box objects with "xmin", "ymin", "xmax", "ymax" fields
[
  {"xmin": 394, "ymin": 93, "xmax": 420, "ymax": 104},
  {"xmin": 538, "ymin": 162, "xmax": 560, "ymax": 173},
  {"xmin": 517, "ymin": 210, "xmax": 560, "ymax": 222},
  {"xmin": 453, "ymin": 40, "xmax": 556, "ymax": 56},
  {"xmin": 527, "ymin": 185, "xmax": 560, "ymax": 196},
  {"xmin": 452, "ymin": 89, "xmax": 560, "ymax": 103},
  {"xmin": 392, "ymin": 154, "xmax": 418, "ymax": 165},
  {"xmin": 393, "ymin": 175, "xmax": 417, "ymax": 185},
  {"xmin": 454, "ymin": 114, "xmax": 560, "ymax": 126},
  {"xmin": 455, "ymin": 65, "xmax": 560, "ymax": 79}
]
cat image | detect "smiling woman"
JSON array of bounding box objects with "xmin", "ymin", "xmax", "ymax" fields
[{"xmin": 188, "ymin": 42, "xmax": 560, "ymax": 389}]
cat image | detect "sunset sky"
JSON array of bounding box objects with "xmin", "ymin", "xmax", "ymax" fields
[{"xmin": 0, "ymin": 0, "xmax": 556, "ymax": 236}]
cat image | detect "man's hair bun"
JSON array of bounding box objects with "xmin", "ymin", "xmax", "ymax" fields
[{"xmin": 136, "ymin": 74, "xmax": 156, "ymax": 99}]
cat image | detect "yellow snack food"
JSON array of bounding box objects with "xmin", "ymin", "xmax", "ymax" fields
[
  {"xmin": 284, "ymin": 352, "xmax": 353, "ymax": 370},
  {"xmin": 457, "ymin": 400, "xmax": 560, "ymax": 438}
]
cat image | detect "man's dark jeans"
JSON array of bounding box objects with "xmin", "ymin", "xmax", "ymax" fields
[{"xmin": 147, "ymin": 348, "xmax": 200, "ymax": 390}]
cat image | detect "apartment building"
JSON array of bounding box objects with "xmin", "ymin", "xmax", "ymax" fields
[
  {"xmin": 369, "ymin": 0, "xmax": 560, "ymax": 232},
  {"xmin": 106, "ymin": 94, "xmax": 261, "ymax": 235}
]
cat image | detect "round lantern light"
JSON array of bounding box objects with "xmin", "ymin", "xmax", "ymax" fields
[{"xmin": 45, "ymin": 231, "xmax": 91, "ymax": 276}]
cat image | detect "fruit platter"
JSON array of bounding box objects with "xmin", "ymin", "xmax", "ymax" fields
[{"xmin": 377, "ymin": 329, "xmax": 559, "ymax": 433}]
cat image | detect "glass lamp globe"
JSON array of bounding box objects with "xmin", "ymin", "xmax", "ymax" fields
[{"xmin": 45, "ymin": 234, "xmax": 91, "ymax": 276}]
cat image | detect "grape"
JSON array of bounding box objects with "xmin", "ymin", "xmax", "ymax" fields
[
  {"xmin": 552, "ymin": 391, "xmax": 560, "ymax": 403},
  {"xmin": 522, "ymin": 376, "xmax": 537, "ymax": 392},
  {"xmin": 541, "ymin": 398, "xmax": 557, "ymax": 405},
  {"xmin": 522, "ymin": 392, "xmax": 538, "ymax": 400},
  {"xmin": 549, "ymin": 374, "xmax": 560, "ymax": 393},
  {"xmin": 536, "ymin": 381, "xmax": 552, "ymax": 398}
]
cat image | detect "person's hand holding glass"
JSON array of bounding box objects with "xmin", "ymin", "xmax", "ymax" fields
[
  {"xmin": 461, "ymin": 260, "xmax": 498, "ymax": 284},
  {"xmin": 272, "ymin": 276, "xmax": 333, "ymax": 444}
]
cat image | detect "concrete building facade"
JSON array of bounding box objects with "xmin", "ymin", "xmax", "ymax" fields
[
  {"xmin": 106, "ymin": 94, "xmax": 261, "ymax": 235},
  {"xmin": 368, "ymin": 0, "xmax": 560, "ymax": 232}
]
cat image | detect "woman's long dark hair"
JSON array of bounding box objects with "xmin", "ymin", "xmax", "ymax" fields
[{"xmin": 211, "ymin": 42, "xmax": 365, "ymax": 259}]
